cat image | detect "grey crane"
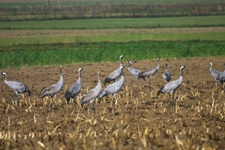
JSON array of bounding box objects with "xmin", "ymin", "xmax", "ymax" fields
[
  {"xmin": 65, "ymin": 68, "xmax": 83, "ymax": 103},
  {"xmin": 41, "ymin": 66, "xmax": 64, "ymax": 99},
  {"xmin": 218, "ymin": 64, "xmax": 225, "ymax": 89},
  {"xmin": 99, "ymin": 66, "xmax": 125, "ymax": 106},
  {"xmin": 80, "ymin": 71, "xmax": 102, "ymax": 109},
  {"xmin": 209, "ymin": 62, "xmax": 221, "ymax": 86},
  {"xmin": 219, "ymin": 71, "xmax": 225, "ymax": 89},
  {"xmin": 104, "ymin": 55, "xmax": 124, "ymax": 85},
  {"xmin": 127, "ymin": 61, "xmax": 144, "ymax": 85},
  {"xmin": 1, "ymin": 72, "xmax": 31, "ymax": 97},
  {"xmin": 163, "ymin": 63, "xmax": 172, "ymax": 83},
  {"xmin": 139, "ymin": 58, "xmax": 160, "ymax": 88},
  {"xmin": 157, "ymin": 66, "xmax": 185, "ymax": 105},
  {"xmin": 209, "ymin": 62, "xmax": 221, "ymax": 81}
]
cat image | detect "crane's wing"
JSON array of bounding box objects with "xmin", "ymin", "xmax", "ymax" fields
[{"xmin": 41, "ymin": 84, "xmax": 60, "ymax": 97}]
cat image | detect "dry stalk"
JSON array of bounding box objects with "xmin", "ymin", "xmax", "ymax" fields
[
  {"xmin": 37, "ymin": 141, "xmax": 45, "ymax": 148},
  {"xmin": 140, "ymin": 134, "xmax": 147, "ymax": 148},
  {"xmin": 5, "ymin": 104, "xmax": 10, "ymax": 114},
  {"xmin": 175, "ymin": 135, "xmax": 184, "ymax": 150},
  {"xmin": 33, "ymin": 114, "xmax": 39, "ymax": 124},
  {"xmin": 51, "ymin": 124, "xmax": 61, "ymax": 135}
]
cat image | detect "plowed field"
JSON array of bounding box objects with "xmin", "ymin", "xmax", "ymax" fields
[{"xmin": 1, "ymin": 57, "xmax": 225, "ymax": 149}]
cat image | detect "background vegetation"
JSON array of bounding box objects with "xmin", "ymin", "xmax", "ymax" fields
[
  {"xmin": 0, "ymin": 0, "xmax": 225, "ymax": 20},
  {"xmin": 0, "ymin": 41, "xmax": 224, "ymax": 69}
]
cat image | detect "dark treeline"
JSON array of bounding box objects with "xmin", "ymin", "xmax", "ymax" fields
[{"xmin": 0, "ymin": 3, "xmax": 225, "ymax": 21}]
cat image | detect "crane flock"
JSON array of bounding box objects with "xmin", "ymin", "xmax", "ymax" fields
[{"xmin": 1, "ymin": 56, "xmax": 223, "ymax": 109}]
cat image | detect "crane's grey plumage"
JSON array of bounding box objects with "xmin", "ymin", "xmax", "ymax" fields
[
  {"xmin": 80, "ymin": 72, "xmax": 102, "ymax": 108},
  {"xmin": 1, "ymin": 72, "xmax": 31, "ymax": 96},
  {"xmin": 218, "ymin": 64, "xmax": 225, "ymax": 89},
  {"xmin": 219, "ymin": 71, "xmax": 225, "ymax": 88},
  {"xmin": 139, "ymin": 58, "xmax": 160, "ymax": 88},
  {"xmin": 163, "ymin": 63, "xmax": 172, "ymax": 83},
  {"xmin": 99, "ymin": 66, "xmax": 125, "ymax": 104},
  {"xmin": 127, "ymin": 61, "xmax": 145, "ymax": 85},
  {"xmin": 157, "ymin": 66, "xmax": 185, "ymax": 105},
  {"xmin": 65, "ymin": 68, "xmax": 83, "ymax": 102},
  {"xmin": 209, "ymin": 62, "xmax": 221, "ymax": 81},
  {"xmin": 104, "ymin": 55, "xmax": 124, "ymax": 85},
  {"xmin": 41, "ymin": 66, "xmax": 64, "ymax": 99}
]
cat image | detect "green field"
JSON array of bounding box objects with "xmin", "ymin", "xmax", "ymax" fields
[
  {"xmin": 0, "ymin": 41, "xmax": 224, "ymax": 69},
  {"xmin": 1, "ymin": 16, "xmax": 225, "ymax": 30}
]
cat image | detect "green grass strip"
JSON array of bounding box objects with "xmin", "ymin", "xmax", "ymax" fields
[
  {"xmin": 1, "ymin": 16, "xmax": 225, "ymax": 29},
  {"xmin": 0, "ymin": 41, "xmax": 224, "ymax": 68}
]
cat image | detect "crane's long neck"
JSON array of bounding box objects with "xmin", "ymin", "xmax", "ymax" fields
[
  {"xmin": 210, "ymin": 63, "xmax": 212, "ymax": 71},
  {"xmin": 3, "ymin": 74, "xmax": 7, "ymax": 82},
  {"xmin": 120, "ymin": 57, "xmax": 123, "ymax": 66},
  {"xmin": 59, "ymin": 68, "xmax": 64, "ymax": 84},
  {"xmin": 78, "ymin": 70, "xmax": 82, "ymax": 78},
  {"xmin": 127, "ymin": 62, "xmax": 131, "ymax": 68},
  {"xmin": 180, "ymin": 68, "xmax": 184, "ymax": 78},
  {"xmin": 96, "ymin": 73, "xmax": 102, "ymax": 90},
  {"xmin": 156, "ymin": 60, "xmax": 160, "ymax": 70},
  {"xmin": 165, "ymin": 64, "xmax": 168, "ymax": 71}
]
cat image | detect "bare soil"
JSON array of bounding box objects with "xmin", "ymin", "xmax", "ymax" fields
[{"xmin": 1, "ymin": 57, "xmax": 225, "ymax": 149}]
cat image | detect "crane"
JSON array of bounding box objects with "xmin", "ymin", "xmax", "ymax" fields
[
  {"xmin": 41, "ymin": 66, "xmax": 64, "ymax": 99},
  {"xmin": 80, "ymin": 71, "xmax": 102, "ymax": 109},
  {"xmin": 65, "ymin": 68, "xmax": 83, "ymax": 103},
  {"xmin": 163, "ymin": 63, "xmax": 172, "ymax": 83},
  {"xmin": 209, "ymin": 62, "xmax": 221, "ymax": 90},
  {"xmin": 139, "ymin": 58, "xmax": 160, "ymax": 89},
  {"xmin": 104, "ymin": 55, "xmax": 124, "ymax": 85},
  {"xmin": 1, "ymin": 72, "xmax": 31, "ymax": 98},
  {"xmin": 99, "ymin": 66, "xmax": 125, "ymax": 106},
  {"xmin": 157, "ymin": 66, "xmax": 185, "ymax": 106},
  {"xmin": 127, "ymin": 61, "xmax": 144, "ymax": 86}
]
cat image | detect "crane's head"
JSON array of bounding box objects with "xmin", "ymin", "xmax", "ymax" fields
[
  {"xmin": 209, "ymin": 62, "xmax": 212, "ymax": 66},
  {"xmin": 180, "ymin": 66, "xmax": 185, "ymax": 70},
  {"xmin": 120, "ymin": 55, "xmax": 124, "ymax": 59},
  {"xmin": 1, "ymin": 72, "xmax": 6, "ymax": 76},
  {"xmin": 78, "ymin": 68, "xmax": 83, "ymax": 72}
]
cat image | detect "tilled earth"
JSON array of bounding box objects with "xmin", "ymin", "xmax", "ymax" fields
[{"xmin": 0, "ymin": 57, "xmax": 225, "ymax": 149}]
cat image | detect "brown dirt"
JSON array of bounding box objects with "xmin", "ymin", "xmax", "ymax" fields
[
  {"xmin": 1, "ymin": 57, "xmax": 225, "ymax": 149},
  {"xmin": 1, "ymin": 27, "xmax": 225, "ymax": 38}
]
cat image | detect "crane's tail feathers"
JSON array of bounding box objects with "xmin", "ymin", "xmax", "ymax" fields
[
  {"xmin": 27, "ymin": 89, "xmax": 31, "ymax": 96},
  {"xmin": 140, "ymin": 76, "xmax": 145, "ymax": 81},
  {"xmin": 104, "ymin": 77, "xmax": 112, "ymax": 85},
  {"xmin": 65, "ymin": 91, "xmax": 72, "ymax": 102},
  {"xmin": 157, "ymin": 85, "xmax": 165, "ymax": 96},
  {"xmin": 24, "ymin": 84, "xmax": 31, "ymax": 96}
]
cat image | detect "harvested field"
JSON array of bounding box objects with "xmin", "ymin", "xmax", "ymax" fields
[{"xmin": 0, "ymin": 57, "xmax": 225, "ymax": 149}]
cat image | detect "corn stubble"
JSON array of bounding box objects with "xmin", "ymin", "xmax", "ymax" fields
[{"xmin": 1, "ymin": 59, "xmax": 225, "ymax": 149}]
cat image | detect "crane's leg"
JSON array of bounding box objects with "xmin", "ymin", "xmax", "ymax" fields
[
  {"xmin": 131, "ymin": 77, "xmax": 134, "ymax": 85},
  {"xmin": 168, "ymin": 94, "xmax": 175, "ymax": 107},
  {"xmin": 148, "ymin": 78, "xmax": 152, "ymax": 90}
]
